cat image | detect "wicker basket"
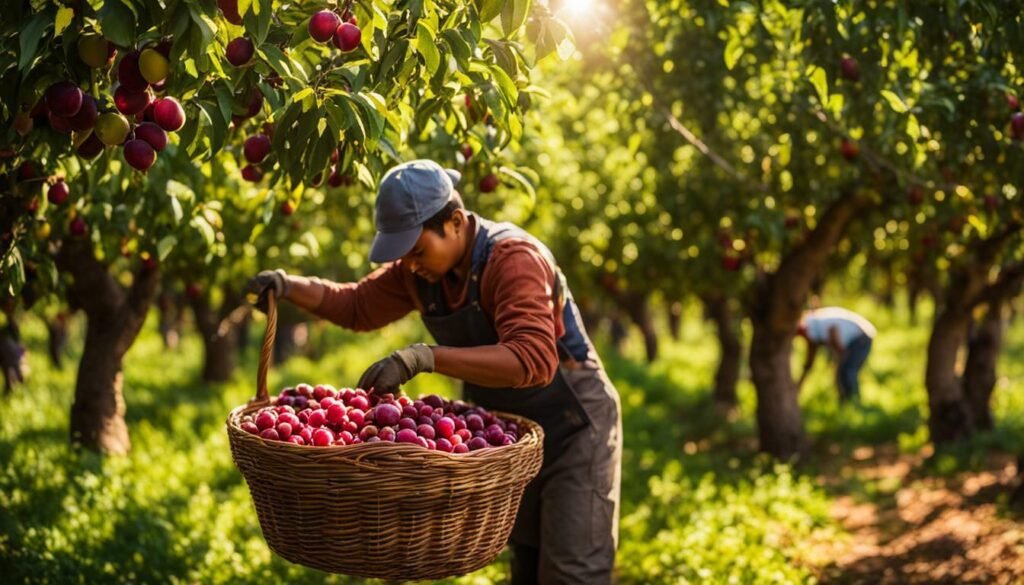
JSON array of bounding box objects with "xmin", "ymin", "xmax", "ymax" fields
[{"xmin": 227, "ymin": 293, "xmax": 544, "ymax": 581}]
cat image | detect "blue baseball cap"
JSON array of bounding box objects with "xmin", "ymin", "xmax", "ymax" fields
[{"xmin": 369, "ymin": 160, "xmax": 462, "ymax": 263}]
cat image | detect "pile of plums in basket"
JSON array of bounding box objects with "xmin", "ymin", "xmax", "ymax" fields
[{"xmin": 237, "ymin": 385, "xmax": 521, "ymax": 453}]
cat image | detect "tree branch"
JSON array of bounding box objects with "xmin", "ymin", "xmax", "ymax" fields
[
  {"xmin": 655, "ymin": 99, "xmax": 770, "ymax": 192},
  {"xmin": 124, "ymin": 267, "xmax": 160, "ymax": 323},
  {"xmin": 969, "ymin": 260, "xmax": 1024, "ymax": 309},
  {"xmin": 757, "ymin": 189, "xmax": 875, "ymax": 332}
]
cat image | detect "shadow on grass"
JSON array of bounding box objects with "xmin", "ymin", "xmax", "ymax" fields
[
  {"xmin": 809, "ymin": 401, "xmax": 923, "ymax": 447},
  {"xmin": 2, "ymin": 489, "xmax": 200, "ymax": 584},
  {"xmin": 821, "ymin": 535, "xmax": 968, "ymax": 585}
]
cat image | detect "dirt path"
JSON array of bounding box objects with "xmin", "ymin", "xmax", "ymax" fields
[{"xmin": 814, "ymin": 445, "xmax": 1024, "ymax": 584}]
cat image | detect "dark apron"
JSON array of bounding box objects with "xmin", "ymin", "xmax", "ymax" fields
[
  {"xmin": 418, "ymin": 215, "xmax": 594, "ymax": 544},
  {"xmin": 422, "ymin": 301, "xmax": 590, "ymax": 467}
]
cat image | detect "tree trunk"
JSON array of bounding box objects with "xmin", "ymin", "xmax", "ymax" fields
[
  {"xmin": 925, "ymin": 310, "xmax": 975, "ymax": 443},
  {"xmin": 274, "ymin": 323, "xmax": 297, "ymax": 363},
  {"xmin": 907, "ymin": 277, "xmax": 921, "ymax": 326},
  {"xmin": 962, "ymin": 301, "xmax": 1004, "ymax": 431},
  {"xmin": 702, "ymin": 293, "xmax": 741, "ymax": 408},
  {"xmin": 56, "ymin": 239, "xmax": 158, "ymax": 454},
  {"xmin": 190, "ymin": 290, "xmax": 246, "ymax": 383},
  {"xmin": 879, "ymin": 256, "xmax": 895, "ymax": 308},
  {"xmin": 1012, "ymin": 455, "xmax": 1024, "ymax": 510},
  {"xmin": 73, "ymin": 322, "xmax": 131, "ymax": 454},
  {"xmin": 748, "ymin": 190, "xmax": 873, "ymax": 459},
  {"xmin": 750, "ymin": 328, "xmax": 804, "ymax": 458},
  {"xmin": 157, "ymin": 291, "xmax": 188, "ymax": 349},
  {"xmin": 203, "ymin": 329, "xmax": 238, "ymax": 382},
  {"xmin": 924, "ymin": 228, "xmax": 1024, "ymax": 445},
  {"xmin": 1, "ymin": 319, "xmax": 26, "ymax": 395},
  {"xmin": 608, "ymin": 312, "xmax": 627, "ymax": 353},
  {"xmin": 46, "ymin": 312, "xmax": 70, "ymax": 368},
  {"xmin": 236, "ymin": 311, "xmax": 251, "ymax": 356},
  {"xmin": 667, "ymin": 301, "xmax": 683, "ymax": 341},
  {"xmin": 622, "ymin": 293, "xmax": 658, "ymax": 363}
]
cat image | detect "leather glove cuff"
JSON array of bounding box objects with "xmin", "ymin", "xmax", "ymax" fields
[{"xmin": 396, "ymin": 343, "xmax": 435, "ymax": 375}]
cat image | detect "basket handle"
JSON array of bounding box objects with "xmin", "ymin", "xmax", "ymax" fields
[{"xmin": 254, "ymin": 290, "xmax": 278, "ymax": 404}]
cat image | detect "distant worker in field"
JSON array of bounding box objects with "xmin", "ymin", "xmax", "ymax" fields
[{"xmin": 796, "ymin": 307, "xmax": 877, "ymax": 402}]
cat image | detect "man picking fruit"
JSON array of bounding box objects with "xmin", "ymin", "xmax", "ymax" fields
[
  {"xmin": 247, "ymin": 159, "xmax": 622, "ymax": 584},
  {"xmin": 796, "ymin": 306, "xmax": 877, "ymax": 402}
]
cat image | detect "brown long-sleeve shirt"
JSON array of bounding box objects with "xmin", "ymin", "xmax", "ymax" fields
[{"xmin": 311, "ymin": 219, "xmax": 564, "ymax": 388}]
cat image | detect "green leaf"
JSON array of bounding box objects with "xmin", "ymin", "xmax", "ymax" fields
[
  {"xmin": 18, "ymin": 13, "xmax": 50, "ymax": 71},
  {"xmin": 191, "ymin": 215, "xmax": 216, "ymax": 247},
  {"xmin": 377, "ymin": 39, "xmax": 410, "ymax": 80},
  {"xmin": 324, "ymin": 97, "xmax": 350, "ymax": 135},
  {"xmin": 416, "ymin": 21, "xmax": 441, "ymax": 75},
  {"xmin": 351, "ymin": 94, "xmax": 386, "ymax": 145},
  {"xmin": 442, "ymin": 29, "xmax": 472, "ymax": 69},
  {"xmin": 826, "ymin": 92, "xmax": 844, "ymax": 117},
  {"xmin": 498, "ymin": 165, "xmax": 536, "ymax": 204},
  {"xmin": 178, "ymin": 108, "xmax": 201, "ymax": 158},
  {"xmin": 186, "ymin": 4, "xmax": 216, "ymax": 50},
  {"xmin": 190, "ymin": 106, "xmax": 213, "ymax": 159},
  {"xmin": 291, "ymin": 87, "xmax": 315, "ymax": 104},
  {"xmin": 414, "ymin": 97, "xmax": 446, "ymax": 133},
  {"xmin": 198, "ymin": 101, "xmax": 227, "ymax": 158},
  {"xmin": 166, "ymin": 180, "xmax": 194, "ymax": 223},
  {"xmin": 500, "ymin": 0, "xmax": 531, "ymax": 38},
  {"xmin": 967, "ymin": 214, "xmax": 987, "ymax": 238},
  {"xmin": 249, "ymin": 222, "xmax": 265, "ymax": 244},
  {"xmin": 490, "ymin": 63, "xmax": 518, "ymax": 105},
  {"xmin": 156, "ymin": 236, "xmax": 178, "ymax": 261},
  {"xmin": 723, "ymin": 32, "xmax": 743, "ymax": 70},
  {"xmin": 907, "ymin": 113, "xmax": 920, "ymax": 140},
  {"xmin": 243, "ymin": 0, "xmax": 272, "ymax": 45},
  {"xmin": 99, "ymin": 0, "xmax": 137, "ymax": 48},
  {"xmin": 880, "ymin": 89, "xmax": 908, "ymax": 113},
  {"xmin": 300, "ymin": 232, "xmax": 321, "ymax": 257},
  {"xmin": 285, "ymin": 110, "xmax": 320, "ymax": 183},
  {"xmin": 485, "ymin": 39, "xmax": 518, "ymax": 77},
  {"xmin": 169, "ymin": 193, "xmax": 184, "ymax": 223},
  {"xmin": 54, "ymin": 6, "xmax": 75, "ymax": 37},
  {"xmin": 807, "ymin": 65, "xmax": 828, "ymax": 105},
  {"xmin": 476, "ymin": 0, "xmax": 503, "ymax": 22},
  {"xmin": 338, "ymin": 97, "xmax": 366, "ymax": 143},
  {"xmin": 260, "ymin": 45, "xmax": 308, "ymax": 84},
  {"xmin": 214, "ymin": 82, "xmax": 235, "ymax": 127},
  {"xmin": 271, "ymin": 102, "xmax": 302, "ymax": 154},
  {"xmin": 309, "ymin": 129, "xmax": 337, "ymax": 180},
  {"xmin": 3, "ymin": 247, "xmax": 25, "ymax": 297}
]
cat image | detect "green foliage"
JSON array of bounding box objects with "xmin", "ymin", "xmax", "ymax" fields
[{"xmin": 0, "ymin": 0, "xmax": 575, "ymax": 300}]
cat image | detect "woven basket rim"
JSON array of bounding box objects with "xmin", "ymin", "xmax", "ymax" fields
[{"xmin": 227, "ymin": 401, "xmax": 545, "ymax": 460}]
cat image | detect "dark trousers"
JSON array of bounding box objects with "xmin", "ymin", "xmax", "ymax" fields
[
  {"xmin": 509, "ymin": 366, "xmax": 622, "ymax": 585},
  {"xmin": 837, "ymin": 334, "xmax": 872, "ymax": 401}
]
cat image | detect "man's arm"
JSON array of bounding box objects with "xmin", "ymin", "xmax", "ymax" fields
[
  {"xmin": 431, "ymin": 345, "xmax": 526, "ymax": 388},
  {"xmin": 290, "ymin": 265, "xmax": 416, "ymax": 331},
  {"xmin": 798, "ymin": 340, "xmax": 818, "ymax": 387},
  {"xmin": 828, "ymin": 325, "xmax": 845, "ymax": 354},
  {"xmin": 280, "ymin": 274, "xmax": 326, "ymax": 312}
]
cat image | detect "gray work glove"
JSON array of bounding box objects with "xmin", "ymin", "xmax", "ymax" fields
[
  {"xmin": 246, "ymin": 269, "xmax": 289, "ymax": 313},
  {"xmin": 358, "ymin": 343, "xmax": 435, "ymax": 393}
]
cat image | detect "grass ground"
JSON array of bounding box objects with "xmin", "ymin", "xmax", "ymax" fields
[{"xmin": 0, "ymin": 296, "xmax": 1021, "ymax": 584}]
